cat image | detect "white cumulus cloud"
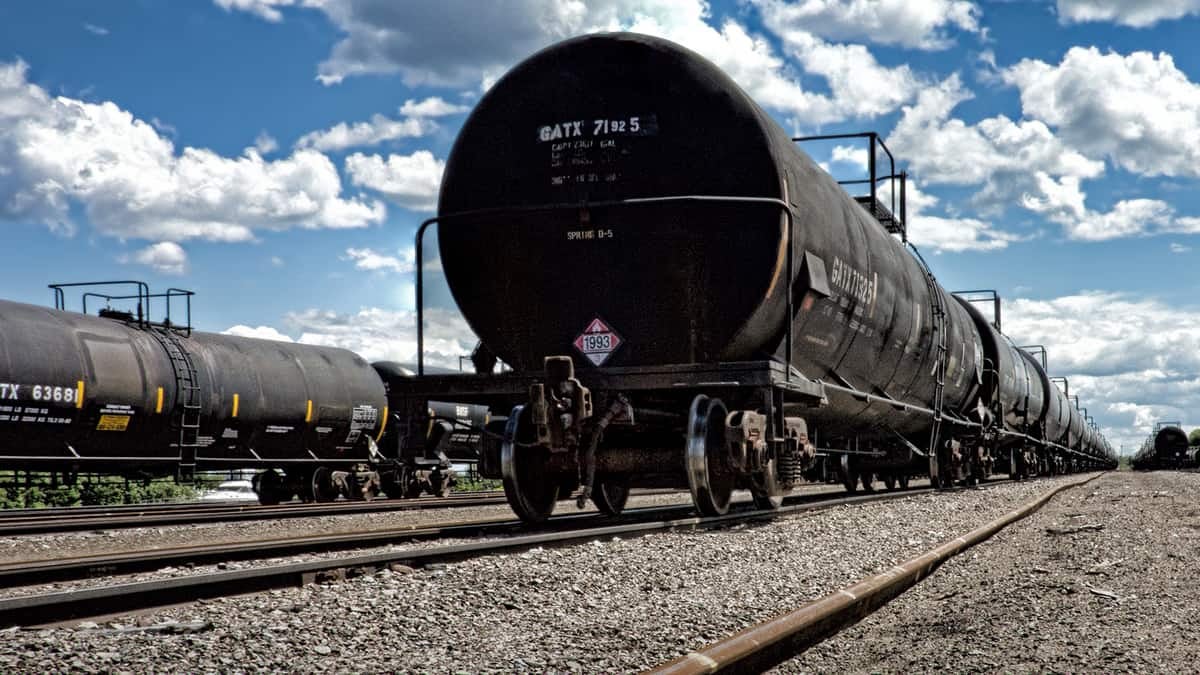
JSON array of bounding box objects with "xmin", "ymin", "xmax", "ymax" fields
[
  {"xmin": 897, "ymin": 181, "xmax": 1022, "ymax": 253},
  {"xmin": 1057, "ymin": 0, "xmax": 1200, "ymax": 27},
  {"xmin": 283, "ymin": 306, "xmax": 479, "ymax": 370},
  {"xmin": 253, "ymin": 131, "xmax": 278, "ymax": 154},
  {"xmin": 0, "ymin": 60, "xmax": 386, "ymax": 243},
  {"xmin": 218, "ymin": 0, "xmax": 915, "ymax": 127},
  {"xmin": 754, "ymin": 0, "xmax": 980, "ymax": 51},
  {"xmin": 294, "ymin": 114, "xmax": 431, "ymax": 152},
  {"xmin": 222, "ymin": 324, "xmax": 296, "ymax": 342},
  {"xmin": 399, "ymin": 96, "xmax": 469, "ymax": 117},
  {"xmin": 1003, "ymin": 47, "xmax": 1200, "ymax": 179},
  {"xmin": 1006, "ymin": 292, "xmax": 1200, "ymax": 452},
  {"xmin": 342, "ymin": 246, "xmax": 415, "ymax": 273},
  {"xmin": 212, "ymin": 0, "xmax": 305, "ymax": 22},
  {"xmin": 880, "ymin": 73, "xmax": 1200, "ymax": 242},
  {"xmin": 121, "ymin": 241, "xmax": 189, "ymax": 275},
  {"xmin": 345, "ymin": 150, "xmax": 444, "ymax": 212}
]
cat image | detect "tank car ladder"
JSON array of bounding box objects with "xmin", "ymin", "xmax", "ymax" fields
[
  {"xmin": 151, "ymin": 329, "xmax": 203, "ymax": 482},
  {"xmin": 909, "ymin": 244, "xmax": 949, "ymax": 484}
]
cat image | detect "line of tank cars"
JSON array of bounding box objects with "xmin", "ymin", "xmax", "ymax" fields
[
  {"xmin": 1132, "ymin": 423, "xmax": 1198, "ymax": 470},
  {"xmin": 0, "ymin": 33, "xmax": 1115, "ymax": 517}
]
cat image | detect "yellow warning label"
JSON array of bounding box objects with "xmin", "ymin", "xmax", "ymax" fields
[{"xmin": 96, "ymin": 415, "xmax": 131, "ymax": 431}]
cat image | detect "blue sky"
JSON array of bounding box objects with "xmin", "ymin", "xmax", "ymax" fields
[{"xmin": 4, "ymin": 0, "xmax": 1200, "ymax": 452}]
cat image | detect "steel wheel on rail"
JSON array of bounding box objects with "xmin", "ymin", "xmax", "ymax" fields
[
  {"xmin": 591, "ymin": 476, "xmax": 630, "ymax": 515},
  {"xmin": 311, "ymin": 466, "xmax": 339, "ymax": 502},
  {"xmin": 882, "ymin": 474, "xmax": 897, "ymax": 491},
  {"xmin": 860, "ymin": 470, "xmax": 876, "ymax": 493},
  {"xmin": 750, "ymin": 459, "xmax": 785, "ymax": 510},
  {"xmin": 429, "ymin": 471, "xmax": 451, "ymax": 498},
  {"xmin": 838, "ymin": 454, "xmax": 859, "ymax": 494},
  {"xmin": 501, "ymin": 405, "xmax": 559, "ymax": 524},
  {"xmin": 253, "ymin": 470, "xmax": 283, "ymax": 506},
  {"xmin": 686, "ymin": 395, "xmax": 735, "ymax": 517}
]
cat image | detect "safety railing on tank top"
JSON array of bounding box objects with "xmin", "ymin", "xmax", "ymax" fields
[{"xmin": 49, "ymin": 281, "xmax": 195, "ymax": 336}]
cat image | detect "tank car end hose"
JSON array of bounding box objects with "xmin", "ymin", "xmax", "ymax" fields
[{"xmin": 576, "ymin": 394, "xmax": 631, "ymax": 509}]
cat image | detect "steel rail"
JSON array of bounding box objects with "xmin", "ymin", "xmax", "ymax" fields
[
  {"xmin": 0, "ymin": 488, "xmax": 934, "ymax": 627},
  {"xmin": 0, "ymin": 492, "xmax": 511, "ymax": 536},
  {"xmin": 0, "ymin": 491, "xmax": 504, "ymax": 521},
  {"xmin": 0, "ymin": 485, "xmax": 852, "ymax": 588},
  {"xmin": 647, "ymin": 471, "xmax": 1105, "ymax": 675}
]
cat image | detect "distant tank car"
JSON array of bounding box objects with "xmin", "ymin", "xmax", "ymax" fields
[
  {"xmin": 1132, "ymin": 423, "xmax": 1193, "ymax": 470},
  {"xmin": 0, "ymin": 284, "xmax": 487, "ymax": 504},
  {"xmin": 384, "ymin": 32, "xmax": 1116, "ymax": 523}
]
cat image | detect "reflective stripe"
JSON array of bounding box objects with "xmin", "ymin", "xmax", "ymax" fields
[
  {"xmin": 232, "ymin": 393, "xmax": 240, "ymax": 418},
  {"xmin": 155, "ymin": 387, "xmax": 164, "ymax": 414},
  {"xmin": 376, "ymin": 405, "xmax": 389, "ymax": 441},
  {"xmin": 76, "ymin": 381, "xmax": 85, "ymax": 410},
  {"xmin": 305, "ymin": 399, "xmax": 313, "ymax": 423}
]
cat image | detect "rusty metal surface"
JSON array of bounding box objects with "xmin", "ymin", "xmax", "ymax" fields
[{"xmin": 647, "ymin": 473, "xmax": 1105, "ymax": 675}]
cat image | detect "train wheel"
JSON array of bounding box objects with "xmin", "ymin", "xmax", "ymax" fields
[
  {"xmin": 254, "ymin": 470, "xmax": 282, "ymax": 506},
  {"xmin": 405, "ymin": 480, "xmax": 425, "ymax": 499},
  {"xmin": 838, "ymin": 455, "xmax": 859, "ymax": 494},
  {"xmin": 882, "ymin": 474, "xmax": 897, "ymax": 491},
  {"xmin": 933, "ymin": 445, "xmax": 956, "ymax": 489},
  {"xmin": 311, "ymin": 466, "xmax": 339, "ymax": 502},
  {"xmin": 750, "ymin": 457, "xmax": 785, "ymax": 510},
  {"xmin": 898, "ymin": 474, "xmax": 910, "ymax": 489},
  {"xmin": 380, "ymin": 470, "xmax": 404, "ymax": 499},
  {"xmin": 860, "ymin": 471, "xmax": 876, "ymax": 493},
  {"xmin": 686, "ymin": 395, "xmax": 735, "ymax": 517},
  {"xmin": 591, "ymin": 477, "xmax": 630, "ymax": 516},
  {"xmin": 429, "ymin": 472, "xmax": 450, "ymax": 498},
  {"xmin": 360, "ymin": 480, "xmax": 379, "ymax": 500},
  {"xmin": 501, "ymin": 405, "xmax": 559, "ymax": 524}
]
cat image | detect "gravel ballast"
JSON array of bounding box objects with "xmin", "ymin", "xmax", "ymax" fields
[
  {"xmin": 0, "ymin": 475, "xmax": 1095, "ymax": 672},
  {"xmin": 783, "ymin": 470, "xmax": 1199, "ymax": 673},
  {"xmin": 0, "ymin": 490, "xmax": 705, "ymax": 565}
]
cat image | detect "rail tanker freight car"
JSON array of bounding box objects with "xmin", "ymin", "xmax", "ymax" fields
[
  {"xmin": 0, "ymin": 286, "xmax": 483, "ymax": 504},
  {"xmin": 1132, "ymin": 423, "xmax": 1193, "ymax": 470},
  {"xmin": 386, "ymin": 33, "xmax": 1114, "ymax": 524}
]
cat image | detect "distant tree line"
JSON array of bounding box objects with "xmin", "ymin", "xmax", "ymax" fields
[{"xmin": 1, "ymin": 471, "xmax": 201, "ymax": 509}]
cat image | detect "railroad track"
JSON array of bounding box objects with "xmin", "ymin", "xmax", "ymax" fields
[
  {"xmin": 649, "ymin": 472, "xmax": 1105, "ymax": 674},
  {"xmin": 0, "ymin": 483, "xmax": 857, "ymax": 588},
  {"xmin": 0, "ymin": 491, "xmax": 510, "ymax": 536},
  {"xmin": 0, "ymin": 488, "xmax": 700, "ymax": 536},
  {"xmin": 0, "ymin": 485, "xmax": 937, "ymax": 627}
]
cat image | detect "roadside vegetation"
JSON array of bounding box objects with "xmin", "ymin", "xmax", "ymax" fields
[{"xmin": 0, "ymin": 471, "xmax": 206, "ymax": 508}]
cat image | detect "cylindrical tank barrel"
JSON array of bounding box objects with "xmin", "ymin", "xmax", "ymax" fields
[
  {"xmin": 0, "ymin": 298, "xmax": 386, "ymax": 471},
  {"xmin": 1154, "ymin": 425, "xmax": 1189, "ymax": 464},
  {"xmin": 437, "ymin": 33, "xmax": 983, "ymax": 435}
]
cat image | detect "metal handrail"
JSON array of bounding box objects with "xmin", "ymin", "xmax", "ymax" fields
[
  {"xmin": 1016, "ymin": 344, "xmax": 1047, "ymax": 371},
  {"xmin": 48, "ymin": 282, "xmax": 194, "ymax": 333},
  {"xmin": 49, "ymin": 281, "xmax": 151, "ymax": 326},
  {"xmin": 794, "ymin": 132, "xmax": 905, "ymax": 241},
  {"xmin": 415, "ymin": 195, "xmax": 799, "ymax": 378},
  {"xmin": 165, "ymin": 288, "xmax": 195, "ymax": 336},
  {"xmin": 954, "ymin": 289, "xmax": 1001, "ymax": 332},
  {"xmin": 1049, "ymin": 376, "xmax": 1069, "ymax": 397}
]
